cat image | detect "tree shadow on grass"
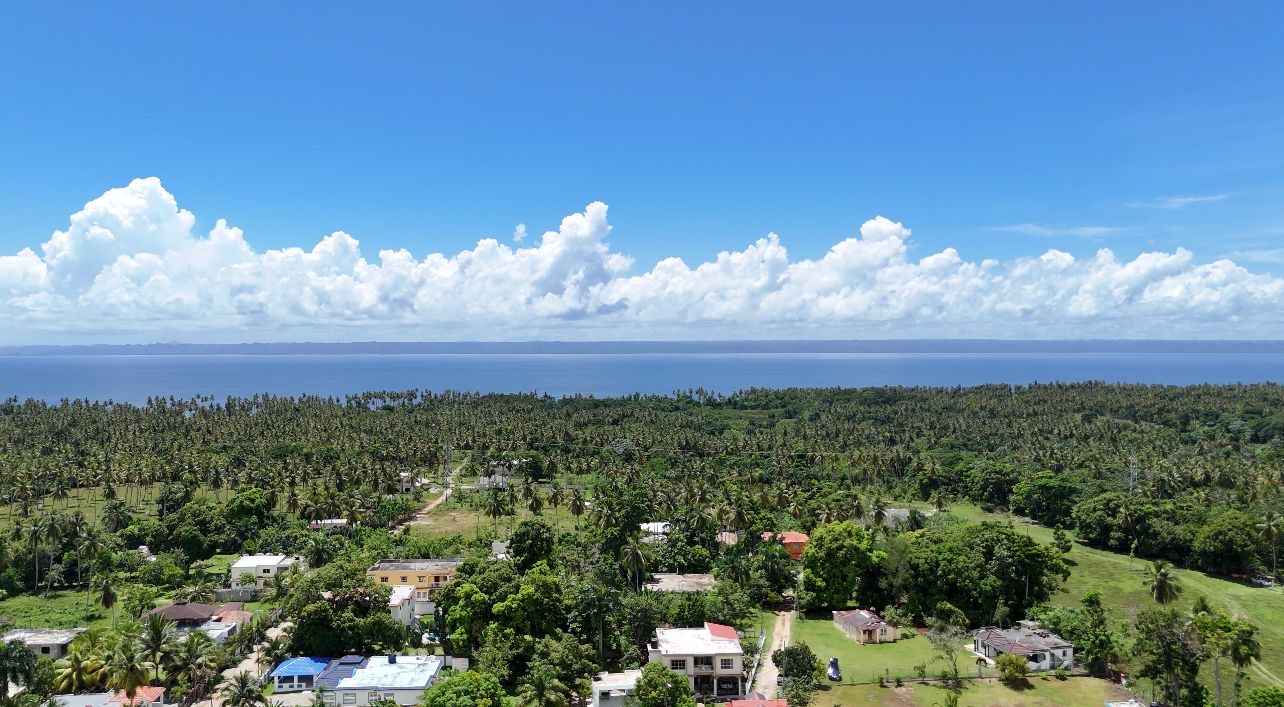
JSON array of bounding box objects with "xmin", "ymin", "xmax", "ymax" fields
[{"xmin": 1000, "ymin": 677, "xmax": 1035, "ymax": 691}]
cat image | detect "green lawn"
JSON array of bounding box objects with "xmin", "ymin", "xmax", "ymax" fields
[
  {"xmin": 825, "ymin": 675, "xmax": 1136, "ymax": 706},
  {"xmin": 792, "ymin": 613, "xmax": 989, "ymax": 685},
  {"xmin": 0, "ymin": 485, "xmax": 168, "ymax": 528},
  {"xmin": 948, "ymin": 503, "xmax": 1284, "ymax": 692},
  {"xmin": 0, "ymin": 590, "xmax": 111, "ymax": 630}
]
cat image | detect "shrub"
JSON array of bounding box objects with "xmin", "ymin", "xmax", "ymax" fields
[{"xmin": 995, "ymin": 653, "xmax": 1029, "ymax": 683}]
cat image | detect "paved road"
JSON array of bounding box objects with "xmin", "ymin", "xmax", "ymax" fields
[
  {"xmin": 752, "ymin": 610, "xmax": 793, "ymax": 697},
  {"xmin": 216, "ymin": 622, "xmax": 292, "ymax": 706}
]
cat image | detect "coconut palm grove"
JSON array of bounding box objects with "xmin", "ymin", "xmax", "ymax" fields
[{"xmin": 0, "ymin": 385, "xmax": 1278, "ymax": 706}]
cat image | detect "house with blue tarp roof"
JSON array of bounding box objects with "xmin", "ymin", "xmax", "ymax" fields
[{"xmin": 270, "ymin": 657, "xmax": 333, "ymax": 692}]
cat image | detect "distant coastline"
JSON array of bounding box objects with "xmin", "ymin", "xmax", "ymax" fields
[{"xmin": 3, "ymin": 339, "xmax": 1284, "ymax": 356}]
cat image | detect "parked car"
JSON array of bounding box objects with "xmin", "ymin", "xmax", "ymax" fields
[{"xmin": 827, "ymin": 657, "xmax": 842, "ymax": 682}]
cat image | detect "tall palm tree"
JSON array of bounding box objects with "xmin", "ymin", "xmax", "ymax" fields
[
  {"xmin": 0, "ymin": 639, "xmax": 38, "ymax": 702},
  {"xmin": 1145, "ymin": 560, "xmax": 1183, "ymax": 605},
  {"xmin": 568, "ymin": 488, "xmax": 587, "ymax": 523},
  {"xmin": 514, "ymin": 665, "xmax": 570, "ymax": 707},
  {"xmin": 95, "ymin": 573, "xmax": 119, "ymax": 626},
  {"xmin": 620, "ymin": 537, "xmax": 649, "ymax": 590},
  {"xmin": 139, "ymin": 614, "xmax": 178, "ymax": 681},
  {"xmin": 1258, "ymin": 509, "xmax": 1281, "ymax": 580},
  {"xmin": 224, "ymin": 671, "xmax": 269, "ymax": 707},
  {"xmin": 103, "ymin": 639, "xmax": 153, "ymax": 704}
]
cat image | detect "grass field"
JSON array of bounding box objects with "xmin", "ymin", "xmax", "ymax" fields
[
  {"xmin": 409, "ymin": 499, "xmax": 581, "ymax": 539},
  {"xmin": 825, "ymin": 675, "xmax": 1136, "ymax": 706},
  {"xmin": 0, "ymin": 590, "xmax": 111, "ymax": 630},
  {"xmin": 947, "ymin": 503, "xmax": 1284, "ymax": 692},
  {"xmin": 792, "ymin": 613, "xmax": 993, "ymax": 685}
]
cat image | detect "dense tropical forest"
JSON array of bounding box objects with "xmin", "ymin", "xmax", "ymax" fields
[{"xmin": 0, "ymin": 383, "xmax": 1281, "ymax": 707}]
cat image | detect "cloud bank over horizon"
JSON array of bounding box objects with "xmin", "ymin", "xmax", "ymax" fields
[{"xmin": 0, "ymin": 178, "xmax": 1281, "ymax": 343}]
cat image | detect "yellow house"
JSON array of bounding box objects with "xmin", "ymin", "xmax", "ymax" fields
[{"xmin": 366, "ymin": 559, "xmax": 464, "ymax": 613}]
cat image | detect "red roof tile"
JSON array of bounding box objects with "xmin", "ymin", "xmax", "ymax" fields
[
  {"xmin": 704, "ymin": 622, "xmax": 739, "ymax": 641},
  {"xmin": 762, "ymin": 531, "xmax": 809, "ymax": 544},
  {"xmin": 109, "ymin": 687, "xmax": 165, "ymax": 705}
]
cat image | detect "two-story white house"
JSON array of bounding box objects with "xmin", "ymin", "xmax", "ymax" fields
[
  {"xmin": 973, "ymin": 621, "xmax": 1074, "ymax": 672},
  {"xmin": 229, "ymin": 554, "xmax": 307, "ymax": 588},
  {"xmin": 647, "ymin": 622, "xmax": 744, "ymax": 699}
]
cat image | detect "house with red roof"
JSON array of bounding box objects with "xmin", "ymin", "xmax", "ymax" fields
[
  {"xmin": 972, "ymin": 620, "xmax": 1074, "ymax": 672},
  {"xmin": 727, "ymin": 697, "xmax": 787, "ymax": 707},
  {"xmin": 761, "ymin": 530, "xmax": 808, "ymax": 560},
  {"xmin": 108, "ymin": 686, "xmax": 166, "ymax": 707},
  {"xmin": 833, "ymin": 608, "xmax": 901, "ymax": 644},
  {"xmin": 648, "ymin": 622, "xmax": 745, "ymax": 699}
]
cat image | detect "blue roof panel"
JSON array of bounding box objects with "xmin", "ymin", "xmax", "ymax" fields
[{"xmin": 271, "ymin": 657, "xmax": 333, "ymax": 678}]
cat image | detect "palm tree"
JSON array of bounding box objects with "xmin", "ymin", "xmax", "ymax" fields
[
  {"xmin": 103, "ymin": 639, "xmax": 153, "ymax": 704},
  {"xmin": 140, "ymin": 614, "xmax": 178, "ymax": 680},
  {"xmin": 54, "ymin": 645, "xmax": 104, "ymax": 693},
  {"xmin": 168, "ymin": 631, "xmax": 215, "ymax": 695},
  {"xmin": 930, "ymin": 490, "xmax": 950, "ymax": 513},
  {"xmin": 1258, "ymin": 509, "xmax": 1281, "ymax": 580},
  {"xmin": 95, "ymin": 573, "xmax": 119, "ymax": 626},
  {"xmin": 174, "ymin": 581, "xmax": 215, "ymax": 604},
  {"xmin": 870, "ymin": 497, "xmax": 888, "ymax": 528},
  {"xmin": 0, "ymin": 639, "xmax": 38, "ymax": 702},
  {"xmin": 514, "ymin": 665, "xmax": 570, "ymax": 707},
  {"xmin": 568, "ymin": 488, "xmax": 587, "ymax": 523},
  {"xmin": 620, "ymin": 537, "xmax": 648, "ymax": 590},
  {"xmin": 224, "ymin": 671, "xmax": 269, "ymax": 707},
  {"xmin": 526, "ymin": 489, "xmax": 545, "ymax": 517},
  {"xmin": 1145, "ymin": 560, "xmax": 1183, "ymax": 605}
]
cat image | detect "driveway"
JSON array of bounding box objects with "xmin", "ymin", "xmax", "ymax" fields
[{"xmin": 752, "ymin": 610, "xmax": 793, "ymax": 697}]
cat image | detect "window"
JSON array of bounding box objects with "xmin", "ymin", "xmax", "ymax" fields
[
  {"xmin": 368, "ymin": 692, "xmax": 380, "ymax": 702},
  {"xmin": 719, "ymin": 658, "xmax": 733, "ymax": 670},
  {"xmin": 400, "ymin": 576, "xmax": 408, "ymax": 583},
  {"xmin": 379, "ymin": 577, "xmax": 388, "ymax": 583},
  {"xmin": 341, "ymin": 694, "xmax": 356, "ymax": 705},
  {"xmin": 40, "ymin": 647, "xmax": 50, "ymax": 654},
  {"xmin": 418, "ymin": 576, "xmax": 426, "ymax": 583},
  {"xmin": 263, "ymin": 568, "xmax": 271, "ymax": 574},
  {"xmin": 670, "ymin": 659, "xmax": 687, "ymax": 671},
  {"xmin": 383, "ymin": 694, "xmax": 394, "ymax": 701},
  {"xmin": 323, "ymin": 695, "xmax": 335, "ymax": 705}
]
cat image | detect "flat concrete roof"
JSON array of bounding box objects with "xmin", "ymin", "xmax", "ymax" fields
[
  {"xmin": 3, "ymin": 628, "xmax": 86, "ymax": 645},
  {"xmin": 335, "ymin": 655, "xmax": 443, "ymax": 690},
  {"xmin": 368, "ymin": 559, "xmax": 463, "ymax": 573},
  {"xmin": 644, "ymin": 573, "xmax": 717, "ymax": 593}
]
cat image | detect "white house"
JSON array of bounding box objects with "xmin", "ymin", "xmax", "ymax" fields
[
  {"xmin": 229, "ymin": 554, "xmax": 307, "ymax": 588},
  {"xmin": 332, "ymin": 655, "xmax": 444, "ymax": 706},
  {"xmin": 973, "ymin": 621, "xmax": 1074, "ymax": 672},
  {"xmin": 388, "ymin": 585, "xmax": 416, "ymax": 627},
  {"xmin": 589, "ymin": 669, "xmax": 642, "ymax": 707},
  {"xmin": 2, "ymin": 628, "xmax": 86, "ymax": 659},
  {"xmin": 648, "ymin": 622, "xmax": 745, "ymax": 699}
]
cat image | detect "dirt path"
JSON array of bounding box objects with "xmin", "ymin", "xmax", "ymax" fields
[
  {"xmin": 753, "ymin": 610, "xmax": 793, "ymax": 697},
  {"xmin": 390, "ymin": 463, "xmax": 460, "ymax": 532},
  {"xmin": 216, "ymin": 622, "xmax": 291, "ymax": 705}
]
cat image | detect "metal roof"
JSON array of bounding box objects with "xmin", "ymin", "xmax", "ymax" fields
[{"xmin": 272, "ymin": 657, "xmax": 334, "ymax": 678}]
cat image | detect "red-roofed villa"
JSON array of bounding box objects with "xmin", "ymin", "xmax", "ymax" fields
[{"xmin": 761, "ymin": 530, "xmax": 808, "ymax": 560}]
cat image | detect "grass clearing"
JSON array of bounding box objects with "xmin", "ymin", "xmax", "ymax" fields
[
  {"xmin": 792, "ymin": 613, "xmax": 984, "ymax": 685},
  {"xmin": 947, "ymin": 503, "xmax": 1284, "ymax": 692},
  {"xmin": 0, "ymin": 590, "xmax": 112, "ymax": 630},
  {"xmin": 409, "ymin": 500, "xmax": 580, "ymax": 539},
  {"xmin": 825, "ymin": 675, "xmax": 1136, "ymax": 706}
]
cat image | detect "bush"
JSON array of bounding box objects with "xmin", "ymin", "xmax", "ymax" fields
[
  {"xmin": 1053, "ymin": 667, "xmax": 1068, "ymax": 681},
  {"xmin": 995, "ymin": 653, "xmax": 1029, "ymax": 683}
]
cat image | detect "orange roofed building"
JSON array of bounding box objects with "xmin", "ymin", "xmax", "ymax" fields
[{"xmin": 761, "ymin": 530, "xmax": 808, "ymax": 560}]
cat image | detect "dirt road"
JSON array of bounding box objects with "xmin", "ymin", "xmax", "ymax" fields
[
  {"xmin": 753, "ymin": 610, "xmax": 793, "ymax": 697},
  {"xmin": 390, "ymin": 464, "xmax": 460, "ymax": 532}
]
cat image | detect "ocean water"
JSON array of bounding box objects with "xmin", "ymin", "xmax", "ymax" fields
[{"xmin": 0, "ymin": 351, "xmax": 1281, "ymax": 404}]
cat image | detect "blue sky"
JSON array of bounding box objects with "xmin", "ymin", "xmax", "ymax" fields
[{"xmin": 1, "ymin": 3, "xmax": 1283, "ymax": 342}]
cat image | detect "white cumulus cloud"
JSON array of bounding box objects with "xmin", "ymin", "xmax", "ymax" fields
[{"xmin": 0, "ymin": 177, "xmax": 1282, "ymax": 342}]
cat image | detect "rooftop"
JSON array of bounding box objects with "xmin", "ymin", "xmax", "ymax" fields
[
  {"xmin": 145, "ymin": 600, "xmax": 219, "ymax": 622},
  {"xmin": 728, "ymin": 698, "xmax": 787, "ymax": 707},
  {"xmin": 2, "ymin": 628, "xmax": 86, "ymax": 645},
  {"xmin": 336, "ymin": 655, "xmax": 443, "ymax": 690},
  {"xmin": 591, "ymin": 669, "xmax": 642, "ymax": 692},
  {"xmin": 833, "ymin": 609, "xmax": 892, "ymax": 630},
  {"xmin": 50, "ymin": 692, "xmax": 115, "ymax": 707},
  {"xmin": 643, "ymin": 573, "xmax": 717, "ymax": 593},
  {"xmin": 368, "ymin": 559, "xmax": 464, "ymax": 573},
  {"xmin": 316, "ymin": 656, "xmax": 367, "ymax": 690},
  {"xmin": 762, "ymin": 530, "xmax": 809, "ymax": 544},
  {"xmin": 974, "ymin": 624, "xmax": 1073, "ymax": 655},
  {"xmin": 272, "ymin": 657, "xmax": 333, "ymax": 678},
  {"xmin": 389, "ymin": 585, "xmax": 415, "ymax": 606},
  {"xmin": 231, "ymin": 554, "xmax": 290, "ymax": 570},
  {"xmin": 653, "ymin": 622, "xmax": 742, "ymax": 655},
  {"xmin": 108, "ymin": 687, "xmax": 166, "ymax": 705}
]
